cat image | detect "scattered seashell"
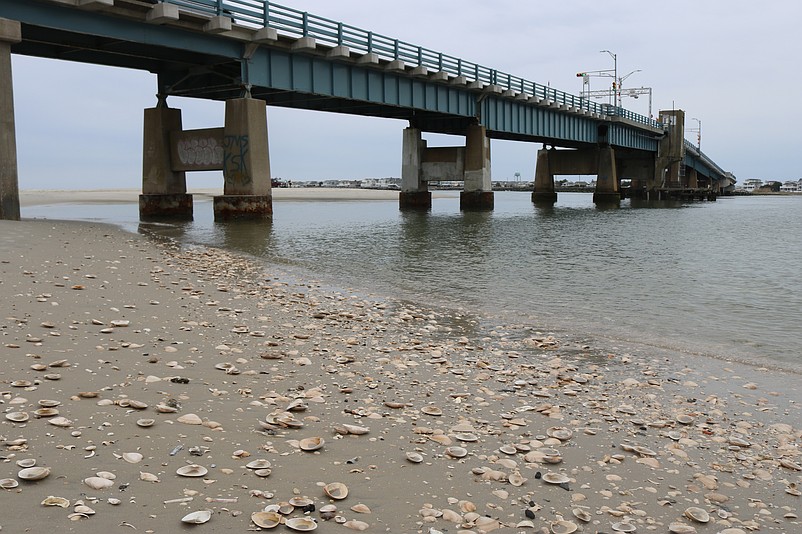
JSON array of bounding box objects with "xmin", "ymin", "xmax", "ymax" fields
[
  {"xmin": 324, "ymin": 482, "xmax": 348, "ymax": 500},
  {"xmin": 405, "ymin": 452, "xmax": 424, "ymax": 464},
  {"xmin": 572, "ymin": 508, "xmax": 591, "ymax": 522},
  {"xmin": 684, "ymin": 506, "xmax": 710, "ymax": 523},
  {"xmin": 551, "ymin": 519, "xmax": 578, "ymax": 534},
  {"xmin": 41, "ymin": 496, "xmax": 70, "ymax": 508},
  {"xmin": 541, "ymin": 472, "xmax": 570, "ymax": 484},
  {"xmin": 446, "ymin": 446, "xmax": 468, "ymax": 458},
  {"xmin": 612, "ymin": 522, "xmax": 637, "ymax": 532},
  {"xmin": 246, "ymin": 459, "xmax": 272, "ymax": 470},
  {"xmin": 547, "ymin": 426, "xmax": 573, "ymax": 441},
  {"xmin": 339, "ymin": 423, "xmax": 370, "ymax": 435},
  {"xmin": 499, "ymin": 445, "xmax": 518, "ymax": 455},
  {"xmin": 1, "ymin": 478, "xmax": 20, "ymax": 489},
  {"xmin": 16, "ymin": 459, "xmax": 36, "ymax": 468},
  {"xmin": 123, "ymin": 452, "xmax": 143, "ymax": 464},
  {"xmin": 177, "ymin": 413, "xmax": 203, "ymax": 425},
  {"xmin": 6, "ymin": 411, "xmax": 30, "ymax": 422},
  {"xmin": 350, "ymin": 503, "xmax": 371, "ymax": 514},
  {"xmin": 181, "ymin": 510, "xmax": 212, "ymax": 524},
  {"xmin": 83, "ymin": 476, "xmax": 114, "ymax": 490},
  {"xmin": 33, "ymin": 407, "xmax": 59, "ymax": 418},
  {"xmin": 668, "ymin": 523, "xmax": 698, "ymax": 534},
  {"xmin": 299, "ymin": 437, "xmax": 325, "ymax": 452},
  {"xmin": 251, "ymin": 511, "xmax": 282, "ymax": 528},
  {"xmin": 176, "ymin": 464, "xmax": 208, "ymax": 477},
  {"xmin": 136, "ymin": 418, "xmax": 155, "ymax": 428},
  {"xmin": 18, "ymin": 466, "xmax": 51, "ymax": 481},
  {"xmin": 508, "ymin": 471, "xmax": 527, "ymax": 487},
  {"xmin": 285, "ymin": 517, "xmax": 318, "ymax": 531},
  {"xmin": 48, "ymin": 416, "xmax": 73, "ymax": 427},
  {"xmin": 420, "ymin": 405, "xmax": 443, "ymax": 416},
  {"xmin": 38, "ymin": 399, "xmax": 61, "ymax": 407}
]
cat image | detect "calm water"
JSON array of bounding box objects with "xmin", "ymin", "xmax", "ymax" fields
[{"xmin": 23, "ymin": 192, "xmax": 802, "ymax": 371}]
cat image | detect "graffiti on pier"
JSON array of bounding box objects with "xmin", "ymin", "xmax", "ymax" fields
[
  {"xmin": 169, "ymin": 127, "xmax": 225, "ymax": 172},
  {"xmin": 223, "ymin": 134, "xmax": 252, "ymax": 187}
]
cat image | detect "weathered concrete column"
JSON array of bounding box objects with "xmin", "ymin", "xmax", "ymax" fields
[
  {"xmin": 460, "ymin": 124, "xmax": 493, "ymax": 210},
  {"xmin": 686, "ymin": 168, "xmax": 698, "ymax": 189},
  {"xmin": 213, "ymin": 98, "xmax": 272, "ymax": 220},
  {"xmin": 399, "ymin": 126, "xmax": 431, "ymax": 209},
  {"xmin": 0, "ymin": 19, "xmax": 21, "ymax": 221},
  {"xmin": 139, "ymin": 106, "xmax": 193, "ymax": 219},
  {"xmin": 593, "ymin": 146, "xmax": 620, "ymax": 205},
  {"xmin": 532, "ymin": 148, "xmax": 557, "ymax": 204}
]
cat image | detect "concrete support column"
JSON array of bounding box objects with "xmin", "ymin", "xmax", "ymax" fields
[
  {"xmin": 0, "ymin": 19, "xmax": 21, "ymax": 221},
  {"xmin": 399, "ymin": 126, "xmax": 431, "ymax": 209},
  {"xmin": 213, "ymin": 97, "xmax": 272, "ymax": 220},
  {"xmin": 687, "ymin": 168, "xmax": 698, "ymax": 189},
  {"xmin": 593, "ymin": 146, "xmax": 620, "ymax": 205},
  {"xmin": 460, "ymin": 124, "xmax": 493, "ymax": 210},
  {"xmin": 139, "ymin": 106, "xmax": 193, "ymax": 219},
  {"xmin": 532, "ymin": 148, "xmax": 557, "ymax": 204}
]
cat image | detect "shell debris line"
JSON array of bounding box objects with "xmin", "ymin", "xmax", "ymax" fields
[{"xmin": 0, "ymin": 219, "xmax": 801, "ymax": 532}]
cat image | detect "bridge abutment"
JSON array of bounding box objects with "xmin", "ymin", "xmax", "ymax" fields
[
  {"xmin": 0, "ymin": 18, "xmax": 21, "ymax": 221},
  {"xmin": 460, "ymin": 124, "xmax": 493, "ymax": 210},
  {"xmin": 592, "ymin": 146, "xmax": 621, "ymax": 205},
  {"xmin": 213, "ymin": 97, "xmax": 272, "ymax": 220},
  {"xmin": 139, "ymin": 106, "xmax": 193, "ymax": 219}
]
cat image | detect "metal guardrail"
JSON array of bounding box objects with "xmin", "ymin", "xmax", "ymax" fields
[{"xmin": 163, "ymin": 0, "xmax": 662, "ymax": 128}]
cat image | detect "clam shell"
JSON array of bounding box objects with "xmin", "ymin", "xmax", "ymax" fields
[
  {"xmin": 508, "ymin": 471, "xmax": 527, "ymax": 487},
  {"xmin": 541, "ymin": 472, "xmax": 570, "ymax": 484},
  {"xmin": 547, "ymin": 426, "xmax": 573, "ymax": 441},
  {"xmin": 420, "ymin": 405, "xmax": 443, "ymax": 416},
  {"xmin": 323, "ymin": 482, "xmax": 348, "ymax": 500},
  {"xmin": 181, "ymin": 510, "xmax": 212, "ymax": 524},
  {"xmin": 176, "ymin": 464, "xmax": 208, "ymax": 477},
  {"xmin": 1, "ymin": 478, "xmax": 20, "ymax": 489},
  {"xmin": 74, "ymin": 504, "xmax": 95, "ymax": 515},
  {"xmin": 246, "ymin": 459, "xmax": 272, "ymax": 470},
  {"xmin": 83, "ymin": 476, "xmax": 114, "ymax": 490},
  {"xmin": 289, "ymin": 497, "xmax": 314, "ymax": 507},
  {"xmin": 38, "ymin": 399, "xmax": 61, "ymax": 407},
  {"xmin": 48, "ymin": 416, "xmax": 73, "ymax": 427},
  {"xmin": 572, "ymin": 508, "xmax": 591, "ymax": 522},
  {"xmin": 499, "ymin": 445, "xmax": 518, "ymax": 455},
  {"xmin": 551, "ymin": 519, "xmax": 578, "ymax": 534},
  {"xmin": 446, "ymin": 446, "xmax": 468, "ymax": 458},
  {"xmin": 136, "ymin": 418, "xmax": 155, "ymax": 428},
  {"xmin": 251, "ymin": 511, "xmax": 282, "ymax": 528},
  {"xmin": 454, "ymin": 433, "xmax": 479, "ymax": 442},
  {"xmin": 405, "ymin": 452, "xmax": 424, "ymax": 464},
  {"xmin": 33, "ymin": 407, "xmax": 59, "ymax": 418},
  {"xmin": 253, "ymin": 468, "xmax": 272, "ymax": 477},
  {"xmin": 668, "ymin": 523, "xmax": 698, "ymax": 534},
  {"xmin": 5, "ymin": 411, "xmax": 29, "ymax": 423},
  {"xmin": 41, "ymin": 496, "xmax": 70, "ymax": 508},
  {"xmin": 16, "ymin": 458, "xmax": 36, "ymax": 468},
  {"xmin": 299, "ymin": 437, "xmax": 325, "ymax": 452},
  {"xmin": 684, "ymin": 506, "xmax": 710, "ymax": 523},
  {"xmin": 285, "ymin": 517, "xmax": 318, "ymax": 531},
  {"xmin": 18, "ymin": 466, "xmax": 51, "ymax": 481},
  {"xmin": 11, "ymin": 380, "xmax": 32, "ymax": 387},
  {"xmin": 612, "ymin": 522, "xmax": 637, "ymax": 532},
  {"xmin": 676, "ymin": 414, "xmax": 694, "ymax": 424},
  {"xmin": 340, "ymin": 424, "xmax": 370, "ymax": 435},
  {"xmin": 123, "ymin": 452, "xmax": 143, "ymax": 464}
]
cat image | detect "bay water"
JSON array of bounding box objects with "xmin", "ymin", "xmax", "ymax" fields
[{"xmin": 23, "ymin": 192, "xmax": 802, "ymax": 372}]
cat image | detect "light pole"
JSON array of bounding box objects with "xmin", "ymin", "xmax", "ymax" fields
[
  {"xmin": 600, "ymin": 50, "xmax": 617, "ymax": 106},
  {"xmin": 691, "ymin": 117, "xmax": 701, "ymax": 150}
]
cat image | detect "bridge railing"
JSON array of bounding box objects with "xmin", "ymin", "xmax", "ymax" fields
[
  {"xmin": 684, "ymin": 140, "xmax": 727, "ymax": 178},
  {"xmin": 162, "ymin": 0, "xmax": 661, "ymax": 128}
]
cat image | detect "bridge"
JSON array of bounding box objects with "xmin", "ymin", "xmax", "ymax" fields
[{"xmin": 0, "ymin": 0, "xmax": 734, "ymax": 220}]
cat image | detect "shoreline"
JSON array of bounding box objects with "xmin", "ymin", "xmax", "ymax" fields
[{"xmin": 1, "ymin": 218, "xmax": 800, "ymax": 533}]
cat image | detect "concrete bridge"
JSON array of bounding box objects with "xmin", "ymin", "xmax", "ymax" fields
[{"xmin": 0, "ymin": 0, "xmax": 734, "ymax": 220}]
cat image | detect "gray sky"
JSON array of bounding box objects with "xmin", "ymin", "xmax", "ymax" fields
[{"xmin": 10, "ymin": 0, "xmax": 801, "ymax": 190}]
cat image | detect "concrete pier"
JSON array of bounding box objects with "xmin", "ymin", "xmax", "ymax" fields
[
  {"xmin": 0, "ymin": 18, "xmax": 21, "ymax": 221},
  {"xmin": 400, "ymin": 126, "xmax": 431, "ymax": 209},
  {"xmin": 532, "ymin": 148, "xmax": 558, "ymax": 204},
  {"xmin": 214, "ymin": 98, "xmax": 272, "ymax": 220},
  {"xmin": 139, "ymin": 106, "xmax": 192, "ymax": 219},
  {"xmin": 460, "ymin": 124, "xmax": 493, "ymax": 210},
  {"xmin": 592, "ymin": 146, "xmax": 620, "ymax": 205}
]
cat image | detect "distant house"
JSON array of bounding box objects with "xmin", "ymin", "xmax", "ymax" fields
[
  {"xmin": 742, "ymin": 179, "xmax": 763, "ymax": 192},
  {"xmin": 780, "ymin": 180, "xmax": 802, "ymax": 192}
]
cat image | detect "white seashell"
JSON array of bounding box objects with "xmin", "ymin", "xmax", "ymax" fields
[
  {"xmin": 676, "ymin": 414, "xmax": 694, "ymax": 424},
  {"xmin": 33, "ymin": 408, "xmax": 59, "ymax": 418},
  {"xmin": 38, "ymin": 399, "xmax": 61, "ymax": 407},
  {"xmin": 405, "ymin": 452, "xmax": 424, "ymax": 464},
  {"xmin": 572, "ymin": 508, "xmax": 591, "ymax": 522},
  {"xmin": 6, "ymin": 411, "xmax": 30, "ymax": 422},
  {"xmin": 83, "ymin": 476, "xmax": 114, "ymax": 490},
  {"xmin": 499, "ymin": 445, "xmax": 518, "ymax": 455},
  {"xmin": 18, "ymin": 466, "xmax": 51, "ymax": 481},
  {"xmin": 140, "ymin": 471, "xmax": 160, "ymax": 482},
  {"xmin": 96, "ymin": 471, "xmax": 116, "ymax": 480},
  {"xmin": 323, "ymin": 482, "xmax": 348, "ymax": 500},
  {"xmin": 41, "ymin": 496, "xmax": 70, "ymax": 508},
  {"xmin": 176, "ymin": 464, "xmax": 208, "ymax": 477},
  {"xmin": 420, "ymin": 405, "xmax": 443, "ymax": 416},
  {"xmin": 48, "ymin": 416, "xmax": 73, "ymax": 427},
  {"xmin": 123, "ymin": 452, "xmax": 143, "ymax": 464},
  {"xmin": 1, "ymin": 478, "xmax": 20, "ymax": 489},
  {"xmin": 299, "ymin": 437, "xmax": 325, "ymax": 451},
  {"xmin": 136, "ymin": 418, "xmax": 155, "ymax": 428},
  {"xmin": 547, "ymin": 426, "xmax": 573, "ymax": 441},
  {"xmin": 246, "ymin": 459, "xmax": 272, "ymax": 470},
  {"xmin": 350, "ymin": 503, "xmax": 371, "ymax": 514},
  {"xmin": 611, "ymin": 522, "xmax": 637, "ymax": 532},
  {"xmin": 508, "ymin": 471, "xmax": 527, "ymax": 487},
  {"xmin": 181, "ymin": 510, "xmax": 212, "ymax": 524},
  {"xmin": 342, "ymin": 519, "xmax": 369, "ymax": 531},
  {"xmin": 16, "ymin": 459, "xmax": 36, "ymax": 468},
  {"xmin": 285, "ymin": 517, "xmax": 318, "ymax": 531},
  {"xmin": 668, "ymin": 523, "xmax": 698, "ymax": 534},
  {"xmin": 253, "ymin": 468, "xmax": 272, "ymax": 477},
  {"xmin": 445, "ymin": 446, "xmax": 468, "ymax": 458},
  {"xmin": 780, "ymin": 458, "xmax": 802, "ymax": 471},
  {"xmin": 74, "ymin": 504, "xmax": 95, "ymax": 515},
  {"xmin": 155, "ymin": 403, "xmax": 178, "ymax": 413},
  {"xmin": 340, "ymin": 424, "xmax": 370, "ymax": 435},
  {"xmin": 251, "ymin": 511, "xmax": 282, "ymax": 528},
  {"xmin": 107, "ymin": 498, "xmax": 122, "ymax": 505},
  {"xmin": 684, "ymin": 506, "xmax": 710, "ymax": 523},
  {"xmin": 541, "ymin": 472, "xmax": 570, "ymax": 484},
  {"xmin": 177, "ymin": 413, "xmax": 203, "ymax": 425},
  {"xmin": 289, "ymin": 497, "xmax": 314, "ymax": 508},
  {"xmin": 454, "ymin": 433, "xmax": 479, "ymax": 442},
  {"xmin": 551, "ymin": 519, "xmax": 578, "ymax": 534}
]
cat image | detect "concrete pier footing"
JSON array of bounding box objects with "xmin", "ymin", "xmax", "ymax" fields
[
  {"xmin": 139, "ymin": 193, "xmax": 193, "ymax": 219},
  {"xmin": 213, "ymin": 194, "xmax": 272, "ymax": 221},
  {"xmin": 399, "ymin": 191, "xmax": 432, "ymax": 209},
  {"xmin": 460, "ymin": 191, "xmax": 494, "ymax": 210},
  {"xmin": 0, "ymin": 18, "xmax": 21, "ymax": 221}
]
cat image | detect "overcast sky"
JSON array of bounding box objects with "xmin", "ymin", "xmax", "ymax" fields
[{"xmin": 9, "ymin": 0, "xmax": 801, "ymax": 190}]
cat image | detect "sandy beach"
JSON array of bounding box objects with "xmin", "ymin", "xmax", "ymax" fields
[{"xmin": 2, "ymin": 214, "xmax": 801, "ymax": 534}]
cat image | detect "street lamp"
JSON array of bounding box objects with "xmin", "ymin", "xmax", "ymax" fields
[
  {"xmin": 691, "ymin": 117, "xmax": 701, "ymax": 150},
  {"xmin": 600, "ymin": 50, "xmax": 617, "ymax": 106}
]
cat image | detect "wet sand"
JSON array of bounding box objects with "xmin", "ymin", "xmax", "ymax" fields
[{"xmin": 1, "ymin": 217, "xmax": 801, "ymax": 534}]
